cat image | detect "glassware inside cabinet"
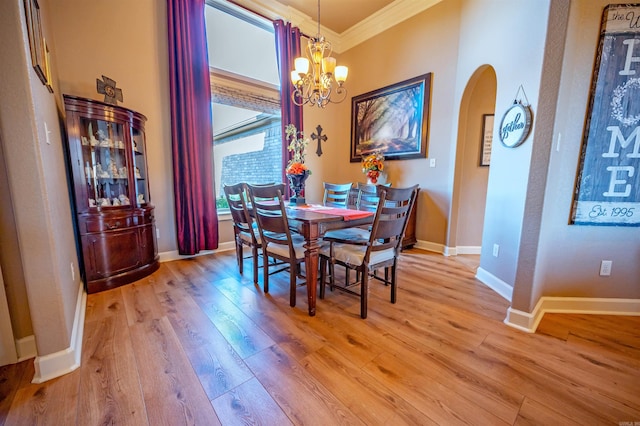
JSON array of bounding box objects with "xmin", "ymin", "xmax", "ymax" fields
[
  {"xmin": 80, "ymin": 117, "xmax": 130, "ymax": 208},
  {"xmin": 132, "ymin": 127, "xmax": 148, "ymax": 206}
]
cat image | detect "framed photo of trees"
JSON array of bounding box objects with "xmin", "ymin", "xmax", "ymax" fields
[{"xmin": 350, "ymin": 73, "xmax": 431, "ymax": 162}]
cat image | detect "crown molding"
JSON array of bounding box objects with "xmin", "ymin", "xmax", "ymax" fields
[
  {"xmin": 340, "ymin": 0, "xmax": 443, "ymax": 52},
  {"xmin": 224, "ymin": 0, "xmax": 341, "ymax": 41},
  {"xmin": 225, "ymin": 0, "xmax": 442, "ymax": 54}
]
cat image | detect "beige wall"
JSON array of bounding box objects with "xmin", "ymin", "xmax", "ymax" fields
[
  {"xmin": 528, "ymin": 0, "xmax": 640, "ymax": 306},
  {"xmin": 0, "ymin": 133, "xmax": 33, "ymax": 339},
  {"xmin": 454, "ymin": 0, "xmax": 552, "ymax": 290},
  {"xmin": 49, "ymin": 0, "xmax": 176, "ymax": 253},
  {"xmin": 450, "ymin": 0, "xmax": 639, "ymax": 311},
  {"xmin": 301, "ymin": 0, "xmax": 463, "ymax": 246},
  {"xmin": 0, "ymin": 0, "xmax": 81, "ymax": 356},
  {"xmin": 450, "ymin": 66, "xmax": 495, "ymax": 248}
]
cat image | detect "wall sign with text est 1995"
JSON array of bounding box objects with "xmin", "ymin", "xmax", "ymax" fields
[{"xmin": 499, "ymin": 102, "xmax": 532, "ymax": 148}]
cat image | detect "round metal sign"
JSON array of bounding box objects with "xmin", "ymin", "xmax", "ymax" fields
[{"xmin": 499, "ymin": 103, "xmax": 532, "ymax": 148}]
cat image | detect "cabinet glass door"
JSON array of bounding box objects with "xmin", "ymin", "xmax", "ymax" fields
[
  {"xmin": 132, "ymin": 127, "xmax": 148, "ymax": 206},
  {"xmin": 80, "ymin": 118, "xmax": 130, "ymax": 208}
]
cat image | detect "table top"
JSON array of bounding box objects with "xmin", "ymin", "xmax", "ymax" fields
[{"xmin": 285, "ymin": 204, "xmax": 373, "ymax": 224}]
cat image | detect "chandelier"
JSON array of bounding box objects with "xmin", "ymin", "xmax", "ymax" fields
[{"xmin": 290, "ymin": 0, "xmax": 348, "ymax": 108}]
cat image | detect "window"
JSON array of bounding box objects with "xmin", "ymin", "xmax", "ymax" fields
[{"xmin": 205, "ymin": 1, "xmax": 282, "ymax": 211}]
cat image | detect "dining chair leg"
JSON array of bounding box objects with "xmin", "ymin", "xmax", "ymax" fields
[
  {"xmin": 252, "ymin": 246, "xmax": 259, "ymax": 284},
  {"xmin": 319, "ymin": 257, "xmax": 326, "ymax": 299},
  {"xmin": 290, "ymin": 261, "xmax": 297, "ymax": 307},
  {"xmin": 361, "ymin": 265, "xmax": 369, "ymax": 319},
  {"xmin": 263, "ymin": 254, "xmax": 269, "ymax": 293},
  {"xmin": 236, "ymin": 239, "xmax": 244, "ymax": 274},
  {"xmin": 391, "ymin": 261, "xmax": 398, "ymax": 304},
  {"xmin": 329, "ymin": 258, "xmax": 337, "ymax": 291}
]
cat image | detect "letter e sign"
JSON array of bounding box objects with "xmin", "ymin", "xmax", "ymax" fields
[{"xmin": 499, "ymin": 102, "xmax": 532, "ymax": 148}]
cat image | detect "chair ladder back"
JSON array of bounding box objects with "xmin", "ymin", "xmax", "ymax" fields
[
  {"xmin": 367, "ymin": 185, "xmax": 418, "ymax": 254},
  {"xmin": 356, "ymin": 183, "xmax": 385, "ymax": 212},
  {"xmin": 247, "ymin": 183, "xmax": 296, "ymax": 247},
  {"xmin": 224, "ymin": 183, "xmax": 253, "ymax": 234},
  {"xmin": 323, "ymin": 182, "xmax": 353, "ymax": 208}
]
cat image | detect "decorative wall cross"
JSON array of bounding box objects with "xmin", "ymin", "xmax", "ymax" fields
[
  {"xmin": 311, "ymin": 124, "xmax": 328, "ymax": 157},
  {"xmin": 96, "ymin": 75, "xmax": 123, "ymax": 105}
]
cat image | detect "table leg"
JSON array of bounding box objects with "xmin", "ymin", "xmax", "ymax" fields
[{"xmin": 302, "ymin": 222, "xmax": 321, "ymax": 316}]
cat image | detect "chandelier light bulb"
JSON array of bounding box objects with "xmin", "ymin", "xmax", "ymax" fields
[
  {"xmin": 335, "ymin": 65, "xmax": 348, "ymax": 84},
  {"xmin": 294, "ymin": 57, "xmax": 310, "ymax": 75}
]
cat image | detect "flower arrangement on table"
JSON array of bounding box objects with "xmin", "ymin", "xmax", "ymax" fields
[
  {"xmin": 361, "ymin": 151, "xmax": 385, "ymax": 184},
  {"xmin": 285, "ymin": 124, "xmax": 310, "ymax": 204}
]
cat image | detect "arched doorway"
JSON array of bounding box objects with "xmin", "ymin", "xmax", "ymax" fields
[{"xmin": 448, "ymin": 66, "xmax": 497, "ymax": 260}]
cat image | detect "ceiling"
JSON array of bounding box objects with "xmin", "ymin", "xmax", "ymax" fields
[
  {"xmin": 230, "ymin": 0, "xmax": 443, "ymax": 53},
  {"xmin": 275, "ymin": 0, "xmax": 396, "ymax": 34}
]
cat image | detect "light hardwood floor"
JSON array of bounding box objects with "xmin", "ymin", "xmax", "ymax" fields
[{"xmin": 1, "ymin": 249, "xmax": 639, "ymax": 425}]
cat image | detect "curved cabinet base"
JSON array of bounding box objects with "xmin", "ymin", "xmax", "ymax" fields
[{"xmin": 86, "ymin": 259, "xmax": 159, "ymax": 294}]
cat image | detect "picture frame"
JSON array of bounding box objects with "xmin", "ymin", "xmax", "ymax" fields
[
  {"xmin": 43, "ymin": 38, "xmax": 53, "ymax": 93},
  {"xmin": 23, "ymin": 0, "xmax": 47, "ymax": 86},
  {"xmin": 480, "ymin": 114, "xmax": 494, "ymax": 166},
  {"xmin": 350, "ymin": 73, "xmax": 431, "ymax": 162}
]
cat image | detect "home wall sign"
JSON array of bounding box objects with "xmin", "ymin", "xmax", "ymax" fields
[
  {"xmin": 499, "ymin": 101, "xmax": 532, "ymax": 148},
  {"xmin": 571, "ymin": 3, "xmax": 640, "ymax": 226}
]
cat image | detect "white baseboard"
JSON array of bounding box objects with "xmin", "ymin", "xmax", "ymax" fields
[
  {"xmin": 16, "ymin": 335, "xmax": 36, "ymax": 361},
  {"xmin": 413, "ymin": 239, "xmax": 444, "ymax": 253},
  {"xmin": 158, "ymin": 241, "xmax": 235, "ymax": 263},
  {"xmin": 475, "ymin": 267, "xmax": 513, "ymax": 302},
  {"xmin": 504, "ymin": 297, "xmax": 640, "ymax": 333},
  {"xmin": 413, "ymin": 241, "xmax": 481, "ymax": 256},
  {"xmin": 32, "ymin": 285, "xmax": 86, "ymax": 384},
  {"xmin": 454, "ymin": 246, "xmax": 482, "ymax": 255}
]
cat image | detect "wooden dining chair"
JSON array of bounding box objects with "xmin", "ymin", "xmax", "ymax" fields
[
  {"xmin": 323, "ymin": 184, "xmax": 386, "ymax": 245},
  {"xmin": 322, "ymin": 184, "xmax": 385, "ymax": 284},
  {"xmin": 319, "ymin": 185, "xmax": 419, "ymax": 318},
  {"xmin": 322, "ymin": 182, "xmax": 353, "ymax": 208},
  {"xmin": 223, "ymin": 183, "xmax": 261, "ymax": 284},
  {"xmin": 246, "ymin": 183, "xmax": 306, "ymax": 307},
  {"xmin": 357, "ymin": 182, "xmax": 391, "ymax": 211}
]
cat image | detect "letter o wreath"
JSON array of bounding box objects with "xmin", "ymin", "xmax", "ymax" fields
[
  {"xmin": 610, "ymin": 78, "xmax": 640, "ymax": 127},
  {"xmin": 499, "ymin": 103, "xmax": 532, "ymax": 148}
]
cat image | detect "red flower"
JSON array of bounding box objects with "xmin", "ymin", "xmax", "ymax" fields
[{"xmin": 286, "ymin": 162, "xmax": 308, "ymax": 175}]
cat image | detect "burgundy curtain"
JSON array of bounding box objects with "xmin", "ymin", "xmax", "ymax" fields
[
  {"xmin": 167, "ymin": 0, "xmax": 218, "ymax": 255},
  {"xmin": 273, "ymin": 20, "xmax": 303, "ymax": 191}
]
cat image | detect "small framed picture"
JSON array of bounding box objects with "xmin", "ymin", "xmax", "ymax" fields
[
  {"xmin": 480, "ymin": 114, "xmax": 494, "ymax": 166},
  {"xmin": 23, "ymin": 0, "xmax": 47, "ymax": 86}
]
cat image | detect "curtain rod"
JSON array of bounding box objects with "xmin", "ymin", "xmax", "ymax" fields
[{"xmin": 223, "ymin": 0, "xmax": 311, "ymax": 39}]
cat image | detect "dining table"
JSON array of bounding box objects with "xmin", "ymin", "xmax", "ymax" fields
[{"xmin": 285, "ymin": 204, "xmax": 374, "ymax": 316}]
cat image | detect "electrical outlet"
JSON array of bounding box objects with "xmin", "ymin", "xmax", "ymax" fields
[
  {"xmin": 156, "ymin": 227, "xmax": 160, "ymax": 239},
  {"xmin": 599, "ymin": 260, "xmax": 612, "ymax": 276},
  {"xmin": 492, "ymin": 244, "xmax": 499, "ymax": 257},
  {"xmin": 429, "ymin": 158, "xmax": 436, "ymax": 168}
]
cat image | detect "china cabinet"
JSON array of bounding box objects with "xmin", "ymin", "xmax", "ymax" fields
[{"xmin": 63, "ymin": 95, "xmax": 158, "ymax": 293}]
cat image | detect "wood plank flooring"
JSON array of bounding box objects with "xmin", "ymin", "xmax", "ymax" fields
[{"xmin": 1, "ymin": 249, "xmax": 639, "ymax": 425}]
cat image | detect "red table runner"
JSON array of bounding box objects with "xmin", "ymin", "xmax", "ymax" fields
[{"xmin": 291, "ymin": 204, "xmax": 373, "ymax": 221}]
